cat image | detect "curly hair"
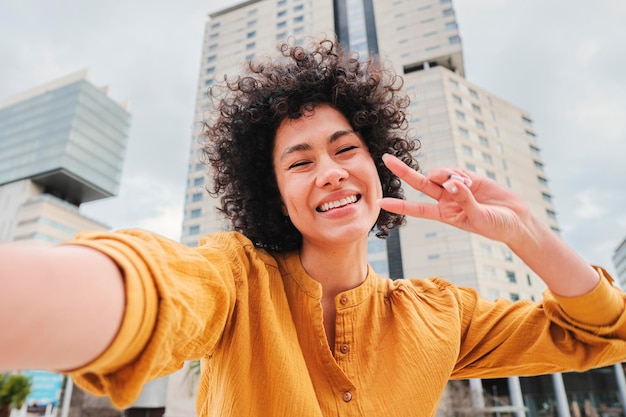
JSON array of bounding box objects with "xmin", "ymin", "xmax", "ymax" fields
[{"xmin": 202, "ymin": 37, "xmax": 420, "ymax": 252}]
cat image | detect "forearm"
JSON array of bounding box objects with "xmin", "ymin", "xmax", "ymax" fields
[
  {"xmin": 0, "ymin": 244, "xmax": 125, "ymax": 371},
  {"xmin": 507, "ymin": 215, "xmax": 600, "ymax": 297}
]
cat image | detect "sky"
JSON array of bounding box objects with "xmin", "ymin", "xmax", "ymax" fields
[{"xmin": 0, "ymin": 0, "xmax": 625, "ymax": 276}]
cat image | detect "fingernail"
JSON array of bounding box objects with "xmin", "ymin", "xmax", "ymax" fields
[
  {"xmin": 464, "ymin": 178, "xmax": 473, "ymax": 187},
  {"xmin": 449, "ymin": 174, "xmax": 464, "ymax": 182},
  {"xmin": 443, "ymin": 180, "xmax": 458, "ymax": 194},
  {"xmin": 382, "ymin": 153, "xmax": 391, "ymax": 162}
]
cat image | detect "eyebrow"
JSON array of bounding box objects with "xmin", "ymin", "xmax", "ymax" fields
[{"xmin": 279, "ymin": 129, "xmax": 356, "ymax": 162}]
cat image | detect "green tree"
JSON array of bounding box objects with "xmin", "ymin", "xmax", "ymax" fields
[{"xmin": 0, "ymin": 373, "xmax": 32, "ymax": 417}]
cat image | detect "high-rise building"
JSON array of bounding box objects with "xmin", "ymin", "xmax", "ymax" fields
[
  {"xmin": 614, "ymin": 236, "xmax": 626, "ymax": 289},
  {"xmin": 0, "ymin": 69, "xmax": 131, "ymax": 245},
  {"xmin": 178, "ymin": 1, "xmax": 626, "ymax": 416}
]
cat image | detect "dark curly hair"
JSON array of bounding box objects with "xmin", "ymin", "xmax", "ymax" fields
[{"xmin": 202, "ymin": 36, "xmax": 420, "ymax": 252}]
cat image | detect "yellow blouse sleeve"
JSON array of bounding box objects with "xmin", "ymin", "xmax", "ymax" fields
[{"xmin": 63, "ymin": 230, "xmax": 243, "ymax": 409}]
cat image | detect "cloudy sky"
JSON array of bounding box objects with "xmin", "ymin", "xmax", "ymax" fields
[{"xmin": 1, "ymin": 0, "xmax": 624, "ymax": 276}]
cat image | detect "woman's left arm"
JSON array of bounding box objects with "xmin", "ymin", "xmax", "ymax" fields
[{"xmin": 379, "ymin": 153, "xmax": 599, "ymax": 297}]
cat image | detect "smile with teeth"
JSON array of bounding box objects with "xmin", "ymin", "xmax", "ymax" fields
[{"xmin": 317, "ymin": 195, "xmax": 360, "ymax": 212}]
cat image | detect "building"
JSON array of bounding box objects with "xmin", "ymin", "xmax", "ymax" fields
[
  {"xmin": 177, "ymin": 1, "xmax": 626, "ymax": 416},
  {"xmin": 0, "ymin": 69, "xmax": 131, "ymax": 245},
  {"xmin": 0, "ymin": 70, "xmax": 132, "ymax": 417},
  {"xmin": 614, "ymin": 236, "xmax": 626, "ymax": 290}
]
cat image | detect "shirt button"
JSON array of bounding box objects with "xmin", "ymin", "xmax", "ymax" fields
[
  {"xmin": 340, "ymin": 343, "xmax": 349, "ymax": 354},
  {"xmin": 340, "ymin": 296, "xmax": 349, "ymax": 305},
  {"xmin": 343, "ymin": 391, "xmax": 352, "ymax": 402}
]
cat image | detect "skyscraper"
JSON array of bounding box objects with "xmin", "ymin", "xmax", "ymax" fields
[
  {"xmin": 178, "ymin": 1, "xmax": 626, "ymax": 416},
  {"xmin": 0, "ymin": 69, "xmax": 131, "ymax": 245}
]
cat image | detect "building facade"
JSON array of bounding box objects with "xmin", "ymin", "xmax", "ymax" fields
[
  {"xmin": 614, "ymin": 236, "xmax": 626, "ymax": 290},
  {"xmin": 0, "ymin": 69, "xmax": 131, "ymax": 245},
  {"xmin": 176, "ymin": 1, "xmax": 626, "ymax": 416}
]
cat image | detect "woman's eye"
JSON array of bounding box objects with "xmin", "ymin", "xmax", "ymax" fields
[
  {"xmin": 337, "ymin": 145, "xmax": 358, "ymax": 154},
  {"xmin": 289, "ymin": 161, "xmax": 310, "ymax": 169}
]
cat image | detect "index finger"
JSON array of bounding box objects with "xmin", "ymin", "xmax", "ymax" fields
[{"xmin": 382, "ymin": 154, "xmax": 443, "ymax": 201}]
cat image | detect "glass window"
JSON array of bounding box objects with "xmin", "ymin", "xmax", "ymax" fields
[
  {"xmin": 207, "ymin": 55, "xmax": 216, "ymax": 63},
  {"xmin": 449, "ymin": 35, "xmax": 460, "ymax": 44},
  {"xmin": 449, "ymin": 78, "xmax": 459, "ymax": 88},
  {"xmin": 246, "ymin": 42, "xmax": 255, "ymax": 50},
  {"xmin": 534, "ymin": 160, "xmax": 544, "ymax": 170},
  {"xmin": 475, "ymin": 120, "xmax": 485, "ymax": 130},
  {"xmin": 542, "ymin": 192, "xmax": 552, "ymax": 203},
  {"xmin": 294, "ymin": 4, "xmax": 304, "ymax": 11},
  {"xmin": 522, "ymin": 115, "xmax": 532, "ymax": 125},
  {"xmin": 247, "ymin": 20, "xmax": 257, "ymax": 28},
  {"xmin": 247, "ymin": 31, "xmax": 256, "ymax": 38},
  {"xmin": 530, "ymin": 144, "xmax": 540, "ymax": 154},
  {"xmin": 537, "ymin": 176, "xmax": 548, "ymax": 186},
  {"xmin": 277, "ymin": 21, "xmax": 287, "ymax": 29},
  {"xmin": 469, "ymin": 88, "xmax": 478, "ymax": 98},
  {"xmin": 509, "ymin": 293, "xmax": 520, "ymax": 302},
  {"xmin": 208, "ymin": 44, "xmax": 218, "ymax": 51},
  {"xmin": 277, "ymin": 0, "xmax": 286, "ymax": 5},
  {"xmin": 482, "ymin": 153, "xmax": 493, "ymax": 164},
  {"xmin": 428, "ymin": 254, "xmax": 440, "ymax": 260},
  {"xmin": 192, "ymin": 192, "xmax": 203, "ymax": 202},
  {"xmin": 452, "ymin": 94, "xmax": 462, "ymax": 104},
  {"xmin": 206, "ymin": 67, "xmax": 215, "ymax": 75},
  {"xmin": 462, "ymin": 145, "xmax": 473, "ymax": 156},
  {"xmin": 293, "ymin": 15, "xmax": 304, "ymax": 23},
  {"xmin": 204, "ymin": 79, "xmax": 213, "ymax": 87},
  {"xmin": 277, "ymin": 10, "xmax": 287, "ymax": 17},
  {"xmin": 506, "ymin": 270, "xmax": 517, "ymax": 283},
  {"xmin": 445, "ymin": 22, "xmax": 457, "ymax": 31},
  {"xmin": 479, "ymin": 136, "xmax": 489, "ymax": 146},
  {"xmin": 458, "ymin": 127, "xmax": 469, "ymax": 138},
  {"xmin": 190, "ymin": 208, "xmax": 202, "ymax": 218},
  {"xmin": 443, "ymin": 8, "xmax": 454, "ymax": 16},
  {"xmin": 455, "ymin": 110, "xmax": 465, "ymax": 121},
  {"xmin": 193, "ymin": 177, "xmax": 204, "ymax": 186},
  {"xmin": 210, "ymin": 22, "xmax": 220, "ymax": 30},
  {"xmin": 189, "ymin": 225, "xmax": 201, "ymax": 235},
  {"xmin": 465, "ymin": 163, "xmax": 476, "ymax": 172},
  {"xmin": 486, "ymin": 171, "xmax": 496, "ymax": 180},
  {"xmin": 546, "ymin": 209, "xmax": 557, "ymax": 219},
  {"xmin": 472, "ymin": 103, "xmax": 481, "ymax": 113},
  {"xmin": 248, "ymin": 9, "xmax": 257, "ymax": 17}
]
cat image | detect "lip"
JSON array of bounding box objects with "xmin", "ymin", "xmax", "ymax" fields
[{"xmin": 315, "ymin": 191, "xmax": 362, "ymax": 213}]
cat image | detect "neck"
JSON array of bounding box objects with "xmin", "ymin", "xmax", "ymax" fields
[{"xmin": 299, "ymin": 238, "xmax": 369, "ymax": 299}]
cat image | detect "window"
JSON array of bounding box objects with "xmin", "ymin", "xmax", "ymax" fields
[
  {"xmin": 247, "ymin": 20, "xmax": 257, "ymax": 28},
  {"xmin": 193, "ymin": 177, "xmax": 204, "ymax": 186},
  {"xmin": 293, "ymin": 26, "xmax": 304, "ymax": 34},
  {"xmin": 293, "ymin": 15, "xmax": 304, "ymax": 23},
  {"xmin": 195, "ymin": 163, "xmax": 204, "ymax": 171},
  {"xmin": 425, "ymin": 232, "xmax": 437, "ymax": 238},
  {"xmin": 190, "ymin": 209, "xmax": 202, "ymax": 218},
  {"xmin": 455, "ymin": 110, "xmax": 465, "ymax": 121},
  {"xmin": 462, "ymin": 145, "xmax": 473, "ymax": 156},
  {"xmin": 277, "ymin": 10, "xmax": 287, "ymax": 17},
  {"xmin": 210, "ymin": 22, "xmax": 220, "ymax": 30},
  {"xmin": 546, "ymin": 209, "xmax": 557, "ymax": 219},
  {"xmin": 482, "ymin": 153, "xmax": 493, "ymax": 164},
  {"xmin": 542, "ymin": 192, "xmax": 552, "ymax": 203},
  {"xmin": 443, "ymin": 8, "xmax": 454, "ymax": 16},
  {"xmin": 452, "ymin": 94, "xmax": 462, "ymax": 104},
  {"xmin": 449, "ymin": 78, "xmax": 459, "ymax": 88},
  {"xmin": 527, "ymin": 274, "xmax": 532, "ymax": 286},
  {"xmin": 445, "ymin": 22, "xmax": 457, "ymax": 31},
  {"xmin": 506, "ymin": 270, "xmax": 517, "ymax": 283},
  {"xmin": 458, "ymin": 127, "xmax": 469, "ymax": 138},
  {"xmin": 488, "ymin": 289, "xmax": 500, "ymax": 300},
  {"xmin": 210, "ymin": 32, "xmax": 219, "ymax": 39},
  {"xmin": 486, "ymin": 171, "xmax": 496, "ymax": 180},
  {"xmin": 189, "ymin": 225, "xmax": 201, "ymax": 235},
  {"xmin": 502, "ymin": 160, "xmax": 508, "ymax": 170},
  {"xmin": 449, "ymin": 35, "xmax": 460, "ymax": 44},
  {"xmin": 294, "ymin": 4, "xmax": 304, "ymax": 11},
  {"xmin": 522, "ymin": 115, "xmax": 532, "ymax": 125},
  {"xmin": 480, "ymin": 243, "xmax": 492, "ymax": 256},
  {"xmin": 502, "ymin": 249, "xmax": 513, "ymax": 261},
  {"xmin": 471, "ymin": 103, "xmax": 481, "ymax": 114},
  {"xmin": 204, "ymin": 79, "xmax": 213, "ymax": 87},
  {"xmin": 465, "ymin": 163, "xmax": 476, "ymax": 172},
  {"xmin": 475, "ymin": 120, "xmax": 485, "ymax": 130},
  {"xmin": 246, "ymin": 42, "xmax": 255, "ymax": 50},
  {"xmin": 530, "ymin": 144, "xmax": 540, "ymax": 154},
  {"xmin": 469, "ymin": 88, "xmax": 478, "ymax": 99},
  {"xmin": 277, "ymin": 20, "xmax": 287, "ymax": 29},
  {"xmin": 479, "ymin": 136, "xmax": 489, "ymax": 146},
  {"xmin": 440, "ymin": 0, "xmax": 451, "ymax": 3},
  {"xmin": 208, "ymin": 44, "xmax": 218, "ymax": 51},
  {"xmin": 525, "ymin": 129, "xmax": 536, "ymax": 138},
  {"xmin": 424, "ymin": 31, "xmax": 437, "ymax": 37},
  {"xmin": 207, "ymin": 55, "xmax": 216, "ymax": 63},
  {"xmin": 206, "ymin": 67, "xmax": 215, "ymax": 75},
  {"xmin": 534, "ymin": 160, "xmax": 544, "ymax": 170},
  {"xmin": 537, "ymin": 176, "xmax": 548, "ymax": 186},
  {"xmin": 192, "ymin": 192, "xmax": 203, "ymax": 202},
  {"xmin": 248, "ymin": 9, "xmax": 257, "ymax": 17},
  {"xmin": 246, "ymin": 53, "xmax": 255, "ymax": 61},
  {"xmin": 277, "ymin": 0, "xmax": 286, "ymax": 5},
  {"xmin": 247, "ymin": 31, "xmax": 256, "ymax": 38},
  {"xmin": 509, "ymin": 293, "xmax": 520, "ymax": 302},
  {"xmin": 485, "ymin": 266, "xmax": 497, "ymax": 280},
  {"xmin": 428, "ymin": 254, "xmax": 440, "ymax": 260},
  {"xmin": 276, "ymin": 32, "xmax": 287, "ymax": 40}
]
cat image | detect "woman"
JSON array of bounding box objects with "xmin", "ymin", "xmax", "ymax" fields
[{"xmin": 2, "ymin": 38, "xmax": 626, "ymax": 417}]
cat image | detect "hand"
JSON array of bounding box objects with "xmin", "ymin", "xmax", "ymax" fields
[{"xmin": 379, "ymin": 153, "xmax": 533, "ymax": 246}]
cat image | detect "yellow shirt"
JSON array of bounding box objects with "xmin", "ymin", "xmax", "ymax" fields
[{"xmin": 67, "ymin": 230, "xmax": 626, "ymax": 417}]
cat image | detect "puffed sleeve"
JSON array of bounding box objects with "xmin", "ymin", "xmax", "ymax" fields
[{"xmin": 63, "ymin": 230, "xmax": 244, "ymax": 408}]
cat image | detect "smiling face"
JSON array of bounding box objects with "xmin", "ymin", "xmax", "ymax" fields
[{"xmin": 273, "ymin": 104, "xmax": 383, "ymax": 251}]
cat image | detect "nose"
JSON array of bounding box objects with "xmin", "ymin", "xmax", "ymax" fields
[{"xmin": 315, "ymin": 157, "xmax": 348, "ymax": 188}]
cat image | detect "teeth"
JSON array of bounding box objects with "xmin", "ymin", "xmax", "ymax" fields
[{"xmin": 319, "ymin": 195, "xmax": 357, "ymax": 212}]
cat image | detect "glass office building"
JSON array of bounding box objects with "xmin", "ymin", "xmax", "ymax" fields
[{"xmin": 0, "ymin": 70, "xmax": 131, "ymax": 244}]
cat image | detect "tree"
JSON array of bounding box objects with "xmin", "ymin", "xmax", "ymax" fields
[{"xmin": 0, "ymin": 373, "xmax": 32, "ymax": 417}]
